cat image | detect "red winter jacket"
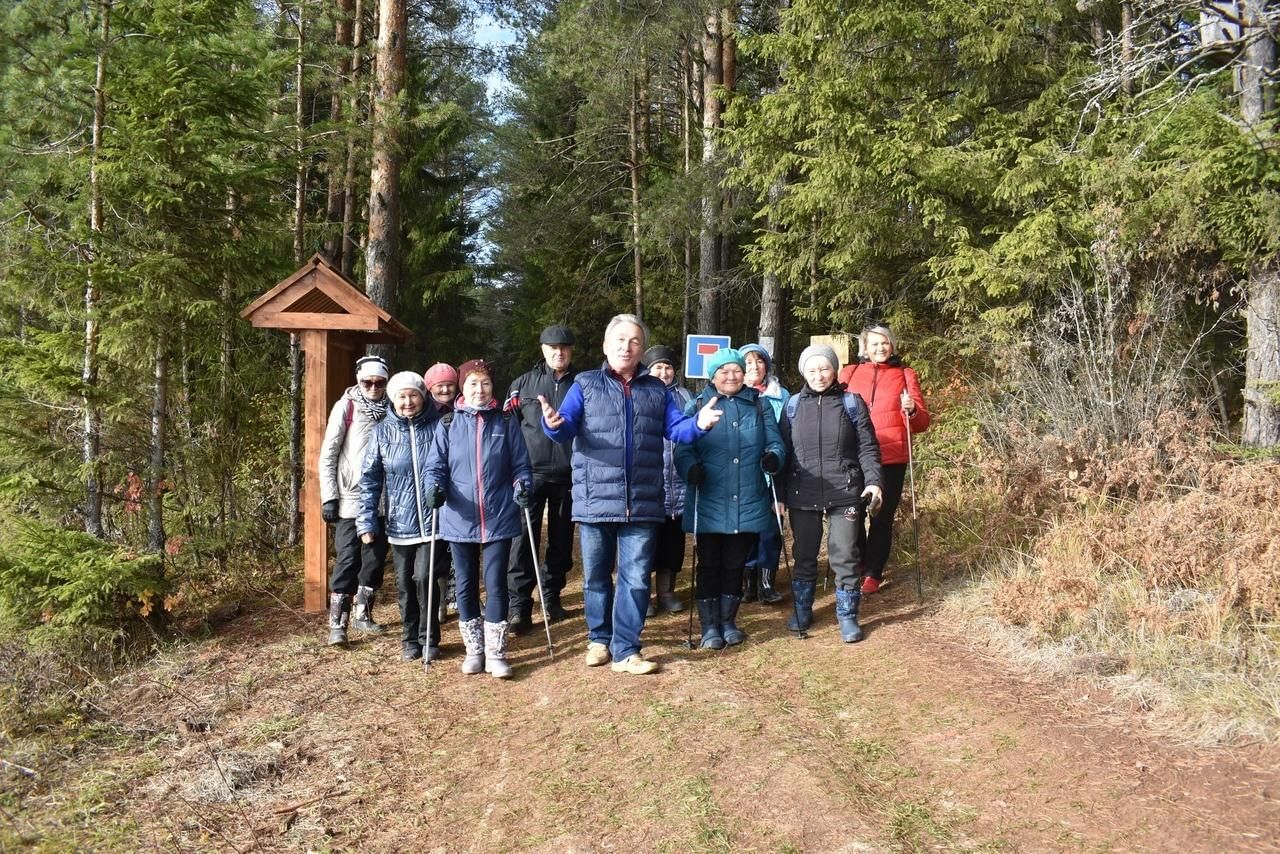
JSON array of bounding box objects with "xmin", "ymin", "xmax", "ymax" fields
[{"xmin": 838, "ymin": 358, "xmax": 930, "ymax": 465}]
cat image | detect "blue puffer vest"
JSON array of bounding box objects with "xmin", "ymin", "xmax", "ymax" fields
[
  {"xmin": 357, "ymin": 406, "xmax": 440, "ymax": 541},
  {"xmin": 675, "ymin": 386, "xmax": 785, "ymax": 535},
  {"xmin": 425, "ymin": 403, "xmax": 531, "ymax": 544},
  {"xmin": 571, "ymin": 367, "xmax": 668, "ymax": 524}
]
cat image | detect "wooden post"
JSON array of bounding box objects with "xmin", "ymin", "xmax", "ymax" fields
[{"xmin": 301, "ymin": 329, "xmax": 329, "ymax": 611}]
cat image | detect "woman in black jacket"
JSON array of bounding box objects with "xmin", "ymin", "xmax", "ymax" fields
[{"xmin": 778, "ymin": 345, "xmax": 882, "ymax": 642}]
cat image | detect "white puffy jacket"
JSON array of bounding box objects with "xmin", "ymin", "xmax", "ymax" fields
[{"xmin": 319, "ymin": 386, "xmax": 386, "ymax": 519}]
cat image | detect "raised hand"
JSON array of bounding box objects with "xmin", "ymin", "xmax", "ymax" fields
[
  {"xmin": 538, "ymin": 394, "xmax": 565, "ymax": 429},
  {"xmin": 696, "ymin": 395, "xmax": 723, "ymax": 431}
]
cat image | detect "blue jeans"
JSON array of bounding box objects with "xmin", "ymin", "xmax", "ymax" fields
[
  {"xmin": 578, "ymin": 521, "xmax": 658, "ymax": 661},
  {"xmin": 452, "ymin": 539, "xmax": 512, "ymax": 623}
]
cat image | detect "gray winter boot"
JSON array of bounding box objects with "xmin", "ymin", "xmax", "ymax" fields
[
  {"xmin": 655, "ymin": 570, "xmax": 685, "ymax": 613},
  {"xmin": 786, "ymin": 580, "xmax": 816, "ymax": 632},
  {"xmin": 697, "ymin": 599, "xmax": 724, "ymax": 650},
  {"xmin": 327, "ymin": 593, "xmax": 351, "ymax": 646},
  {"xmin": 483, "ymin": 620, "xmax": 513, "ymax": 679},
  {"xmin": 459, "ymin": 617, "xmax": 485, "ymax": 675},
  {"xmin": 835, "ymin": 586, "xmax": 864, "ymax": 643},
  {"xmin": 351, "ymin": 585, "xmax": 385, "ymax": 634},
  {"xmin": 719, "ymin": 595, "xmax": 745, "ymax": 646}
]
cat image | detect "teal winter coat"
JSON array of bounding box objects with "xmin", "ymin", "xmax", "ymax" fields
[{"xmin": 675, "ymin": 386, "xmax": 785, "ymax": 535}]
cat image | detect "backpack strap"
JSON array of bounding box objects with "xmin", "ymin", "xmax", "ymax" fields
[
  {"xmin": 343, "ymin": 397, "xmax": 355, "ymax": 429},
  {"xmin": 784, "ymin": 394, "xmax": 799, "ymax": 423}
]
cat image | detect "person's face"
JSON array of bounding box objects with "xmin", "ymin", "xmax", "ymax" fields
[
  {"xmin": 394, "ymin": 388, "xmax": 424, "ymax": 416},
  {"xmin": 713, "ymin": 362, "xmax": 745, "ymax": 395},
  {"xmin": 358, "ymin": 375, "xmax": 387, "ymax": 401},
  {"xmin": 743, "ymin": 352, "xmax": 767, "ymax": 386},
  {"xmin": 430, "ymin": 380, "xmax": 456, "ymax": 406},
  {"xmin": 462, "ymin": 372, "xmax": 493, "ymax": 408},
  {"xmin": 648, "ymin": 361, "xmax": 675, "ymax": 385},
  {"xmin": 542, "ymin": 343, "xmax": 573, "ymax": 372},
  {"xmin": 603, "ymin": 323, "xmax": 644, "ymax": 376},
  {"xmin": 865, "ymin": 332, "xmax": 894, "ymax": 364},
  {"xmin": 804, "ymin": 359, "xmax": 836, "ymax": 392}
]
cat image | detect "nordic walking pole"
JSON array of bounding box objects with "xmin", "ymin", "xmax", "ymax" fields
[
  {"xmin": 424, "ymin": 508, "xmax": 438, "ymax": 669},
  {"xmin": 770, "ymin": 478, "xmax": 806, "ymax": 640},
  {"xmin": 685, "ymin": 487, "xmax": 699, "ymax": 649},
  {"xmin": 522, "ymin": 504, "xmax": 556, "ymax": 660},
  {"xmin": 902, "ymin": 404, "xmax": 922, "ymax": 603}
]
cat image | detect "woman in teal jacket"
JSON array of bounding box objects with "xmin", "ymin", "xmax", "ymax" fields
[{"xmin": 676, "ymin": 348, "xmax": 786, "ymax": 649}]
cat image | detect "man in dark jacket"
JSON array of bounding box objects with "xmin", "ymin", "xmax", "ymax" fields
[
  {"xmin": 506, "ymin": 324, "xmax": 578, "ymax": 634},
  {"xmin": 541, "ymin": 314, "xmax": 723, "ymax": 675}
]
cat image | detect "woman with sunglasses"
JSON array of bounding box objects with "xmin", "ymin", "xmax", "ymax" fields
[
  {"xmin": 838, "ymin": 325, "xmax": 930, "ymax": 595},
  {"xmin": 319, "ymin": 355, "xmax": 392, "ymax": 646}
]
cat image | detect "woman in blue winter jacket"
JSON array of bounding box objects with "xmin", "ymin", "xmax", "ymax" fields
[
  {"xmin": 675, "ymin": 348, "xmax": 786, "ymax": 649},
  {"xmin": 425, "ymin": 359, "xmax": 533, "ymax": 679},
  {"xmin": 358, "ymin": 371, "xmax": 444, "ymax": 665},
  {"xmin": 740, "ymin": 343, "xmax": 790, "ymax": 605}
]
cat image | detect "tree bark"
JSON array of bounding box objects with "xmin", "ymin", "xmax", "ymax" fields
[
  {"xmin": 148, "ymin": 332, "xmax": 169, "ymax": 554},
  {"xmin": 697, "ymin": 11, "xmax": 723, "ymax": 334},
  {"xmin": 286, "ymin": 0, "xmax": 309, "ymax": 547},
  {"xmin": 628, "ymin": 73, "xmax": 644, "ymax": 318},
  {"xmin": 83, "ymin": 0, "xmax": 110, "ymax": 538},
  {"xmin": 365, "ymin": 0, "xmax": 407, "ymax": 336},
  {"xmin": 682, "ymin": 43, "xmax": 693, "ymax": 346},
  {"xmin": 1239, "ymin": 0, "xmax": 1278, "ymax": 446},
  {"xmin": 340, "ymin": 0, "xmax": 367, "ymax": 279},
  {"xmin": 323, "ymin": 0, "xmax": 355, "ymax": 264}
]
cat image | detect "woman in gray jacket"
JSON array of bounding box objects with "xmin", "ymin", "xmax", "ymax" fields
[{"xmin": 319, "ymin": 356, "xmax": 391, "ymax": 646}]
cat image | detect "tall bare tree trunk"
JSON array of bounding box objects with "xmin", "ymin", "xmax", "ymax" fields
[
  {"xmin": 324, "ymin": 0, "xmax": 355, "ymax": 264},
  {"xmin": 682, "ymin": 43, "xmax": 693, "ymax": 345},
  {"xmin": 628, "ymin": 73, "xmax": 644, "ymax": 318},
  {"xmin": 341, "ymin": 0, "xmax": 367, "ymax": 279},
  {"xmin": 365, "ymin": 0, "xmax": 407, "ymax": 344},
  {"xmin": 697, "ymin": 12, "xmax": 723, "ymax": 334},
  {"xmin": 1239, "ymin": 0, "xmax": 1279, "ymax": 446},
  {"xmin": 287, "ymin": 0, "xmax": 308, "ymax": 547},
  {"xmin": 1120, "ymin": 1, "xmax": 1133, "ymax": 97},
  {"xmin": 148, "ymin": 333, "xmax": 169, "ymax": 554},
  {"xmin": 83, "ymin": 0, "xmax": 110, "ymax": 538},
  {"xmin": 757, "ymin": 0, "xmax": 789, "ymax": 358}
]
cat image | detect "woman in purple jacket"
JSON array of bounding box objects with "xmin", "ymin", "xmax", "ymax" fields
[{"xmin": 425, "ymin": 359, "xmax": 533, "ymax": 679}]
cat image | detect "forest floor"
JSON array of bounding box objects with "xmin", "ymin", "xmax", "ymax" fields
[{"xmin": 5, "ymin": 572, "xmax": 1280, "ymax": 853}]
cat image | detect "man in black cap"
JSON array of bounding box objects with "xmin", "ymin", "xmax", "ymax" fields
[{"xmin": 505, "ymin": 324, "xmax": 578, "ymax": 634}]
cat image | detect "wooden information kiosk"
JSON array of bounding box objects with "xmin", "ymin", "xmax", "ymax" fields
[{"xmin": 241, "ymin": 254, "xmax": 412, "ymax": 612}]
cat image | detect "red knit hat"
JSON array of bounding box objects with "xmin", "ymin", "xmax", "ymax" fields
[
  {"xmin": 423, "ymin": 362, "xmax": 457, "ymax": 387},
  {"xmin": 457, "ymin": 359, "xmax": 492, "ymax": 384}
]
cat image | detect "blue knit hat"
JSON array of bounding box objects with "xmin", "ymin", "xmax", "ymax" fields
[
  {"xmin": 740, "ymin": 343, "xmax": 772, "ymax": 375},
  {"xmin": 706, "ymin": 347, "xmax": 746, "ymax": 377}
]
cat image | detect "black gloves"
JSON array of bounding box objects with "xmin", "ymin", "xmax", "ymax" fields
[
  {"xmin": 685, "ymin": 463, "xmax": 706, "ymax": 485},
  {"xmin": 321, "ymin": 500, "xmax": 340, "ymax": 524},
  {"xmin": 514, "ymin": 483, "xmax": 531, "ymax": 509},
  {"xmin": 425, "ymin": 485, "xmax": 446, "ymax": 509},
  {"xmin": 761, "ymin": 452, "xmax": 780, "ymax": 474}
]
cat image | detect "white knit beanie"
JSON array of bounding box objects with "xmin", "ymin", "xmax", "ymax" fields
[
  {"xmin": 798, "ymin": 344, "xmax": 839, "ymax": 375},
  {"xmin": 386, "ymin": 370, "xmax": 427, "ymax": 401}
]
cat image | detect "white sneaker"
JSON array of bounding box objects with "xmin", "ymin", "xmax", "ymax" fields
[
  {"xmin": 610, "ymin": 653, "xmax": 660, "ymax": 675},
  {"xmin": 585, "ymin": 642, "xmax": 610, "ymax": 667}
]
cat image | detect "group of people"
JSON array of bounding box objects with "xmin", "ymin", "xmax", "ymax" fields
[{"xmin": 317, "ymin": 314, "xmax": 929, "ymax": 678}]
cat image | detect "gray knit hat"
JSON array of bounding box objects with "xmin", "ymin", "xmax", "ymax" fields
[{"xmin": 798, "ymin": 344, "xmax": 840, "ymax": 375}]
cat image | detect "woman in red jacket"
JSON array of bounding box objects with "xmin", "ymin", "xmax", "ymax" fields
[{"xmin": 838, "ymin": 325, "xmax": 930, "ymax": 593}]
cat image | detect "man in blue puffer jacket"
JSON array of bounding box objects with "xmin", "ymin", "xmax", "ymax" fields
[
  {"xmin": 358, "ymin": 371, "xmax": 444, "ymax": 665},
  {"xmin": 540, "ymin": 314, "xmax": 724, "ymax": 675}
]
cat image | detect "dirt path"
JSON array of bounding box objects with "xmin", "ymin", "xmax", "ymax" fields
[{"xmin": 8, "ymin": 579, "xmax": 1279, "ymax": 852}]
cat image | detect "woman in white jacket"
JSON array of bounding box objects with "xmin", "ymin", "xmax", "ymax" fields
[{"xmin": 319, "ymin": 356, "xmax": 391, "ymax": 645}]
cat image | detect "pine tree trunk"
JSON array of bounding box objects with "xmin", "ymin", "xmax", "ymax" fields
[
  {"xmin": 83, "ymin": 0, "xmax": 110, "ymax": 539},
  {"xmin": 365, "ymin": 0, "xmax": 406, "ymax": 338},
  {"xmin": 697, "ymin": 12, "xmax": 722, "ymax": 334},
  {"xmin": 286, "ymin": 0, "xmax": 308, "ymax": 547},
  {"xmin": 628, "ymin": 73, "xmax": 644, "ymax": 318},
  {"xmin": 148, "ymin": 333, "xmax": 169, "ymax": 554},
  {"xmin": 682, "ymin": 43, "xmax": 693, "ymax": 346},
  {"xmin": 340, "ymin": 0, "xmax": 366, "ymax": 279},
  {"xmin": 323, "ymin": 0, "xmax": 355, "ymax": 264},
  {"xmin": 1239, "ymin": 0, "xmax": 1278, "ymax": 447},
  {"xmin": 294, "ymin": 0, "xmax": 308, "ymax": 266}
]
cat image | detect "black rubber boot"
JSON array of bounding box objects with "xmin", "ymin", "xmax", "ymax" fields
[
  {"xmin": 327, "ymin": 593, "xmax": 351, "ymax": 646},
  {"xmin": 543, "ymin": 589, "xmax": 569, "ymax": 623},
  {"xmin": 786, "ymin": 580, "xmax": 816, "ymax": 632},
  {"xmin": 835, "ymin": 586, "xmax": 864, "ymax": 643},
  {"xmin": 719, "ymin": 595, "xmax": 745, "ymax": 646},
  {"xmin": 742, "ymin": 567, "xmax": 759, "ymax": 603},
  {"xmin": 508, "ymin": 605, "xmax": 533, "ymax": 637},
  {"xmin": 697, "ymin": 599, "xmax": 724, "ymax": 650},
  {"xmin": 351, "ymin": 585, "xmax": 385, "ymax": 634}
]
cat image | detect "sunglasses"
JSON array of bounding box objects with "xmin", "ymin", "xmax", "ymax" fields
[{"xmin": 359, "ymin": 379, "xmax": 387, "ymax": 389}]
